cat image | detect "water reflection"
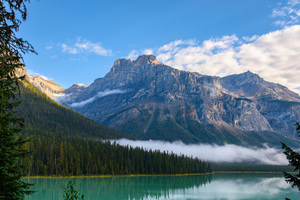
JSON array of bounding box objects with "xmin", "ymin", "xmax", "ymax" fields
[
  {"xmin": 190, "ymin": 174, "xmax": 296, "ymax": 200},
  {"xmin": 24, "ymin": 174, "xmax": 298, "ymax": 200}
]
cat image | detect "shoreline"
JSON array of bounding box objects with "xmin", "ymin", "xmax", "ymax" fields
[
  {"xmin": 24, "ymin": 172, "xmax": 213, "ymax": 178},
  {"xmin": 213, "ymin": 171, "xmax": 293, "ymax": 174},
  {"xmin": 24, "ymin": 171, "xmax": 295, "ymax": 178}
]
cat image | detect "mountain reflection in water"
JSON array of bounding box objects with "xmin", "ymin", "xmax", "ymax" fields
[{"xmin": 24, "ymin": 174, "xmax": 298, "ymax": 200}]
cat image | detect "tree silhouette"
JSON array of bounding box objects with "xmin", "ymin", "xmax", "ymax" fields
[
  {"xmin": 282, "ymin": 122, "xmax": 300, "ymax": 200},
  {"xmin": 63, "ymin": 181, "xmax": 85, "ymax": 200},
  {"xmin": 0, "ymin": 0, "xmax": 36, "ymax": 199}
]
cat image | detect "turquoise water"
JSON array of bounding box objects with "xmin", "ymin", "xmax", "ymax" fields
[{"xmin": 24, "ymin": 173, "xmax": 299, "ymax": 200}]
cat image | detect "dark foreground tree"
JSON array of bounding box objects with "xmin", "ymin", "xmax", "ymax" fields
[
  {"xmin": 63, "ymin": 181, "xmax": 85, "ymax": 200},
  {"xmin": 0, "ymin": 0, "xmax": 36, "ymax": 199},
  {"xmin": 282, "ymin": 122, "xmax": 300, "ymax": 200}
]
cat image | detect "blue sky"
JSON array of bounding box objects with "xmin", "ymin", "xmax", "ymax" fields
[{"xmin": 19, "ymin": 0, "xmax": 300, "ymax": 93}]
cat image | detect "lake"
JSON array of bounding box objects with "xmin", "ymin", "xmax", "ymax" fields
[{"xmin": 24, "ymin": 173, "xmax": 299, "ymax": 200}]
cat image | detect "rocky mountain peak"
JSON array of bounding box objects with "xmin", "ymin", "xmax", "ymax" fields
[
  {"xmin": 110, "ymin": 55, "xmax": 162, "ymax": 73},
  {"xmin": 26, "ymin": 55, "xmax": 300, "ymax": 145},
  {"xmin": 221, "ymin": 70, "xmax": 300, "ymax": 101},
  {"xmin": 244, "ymin": 70, "xmax": 256, "ymax": 75},
  {"xmin": 29, "ymin": 76, "xmax": 65, "ymax": 99},
  {"xmin": 112, "ymin": 58, "xmax": 132, "ymax": 68},
  {"xmin": 134, "ymin": 55, "xmax": 161, "ymax": 65},
  {"xmin": 240, "ymin": 70, "xmax": 261, "ymax": 81},
  {"xmin": 224, "ymin": 70, "xmax": 262, "ymax": 84},
  {"xmin": 65, "ymin": 83, "xmax": 89, "ymax": 94}
]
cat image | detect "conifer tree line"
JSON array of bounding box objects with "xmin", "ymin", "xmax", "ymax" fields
[
  {"xmin": 20, "ymin": 134, "xmax": 212, "ymax": 176},
  {"xmin": 17, "ymin": 82, "xmax": 130, "ymax": 140},
  {"xmin": 16, "ymin": 81, "xmax": 212, "ymax": 176},
  {"xmin": 1, "ymin": 0, "xmax": 211, "ymax": 188},
  {"xmin": 282, "ymin": 122, "xmax": 300, "ymax": 200},
  {"xmin": 0, "ymin": 0, "xmax": 36, "ymax": 199}
]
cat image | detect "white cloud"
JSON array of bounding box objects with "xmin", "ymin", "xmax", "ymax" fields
[
  {"xmin": 143, "ymin": 49, "xmax": 153, "ymax": 55},
  {"xmin": 45, "ymin": 46, "xmax": 53, "ymax": 50},
  {"xmin": 158, "ymin": 39, "xmax": 197, "ymax": 53},
  {"xmin": 155, "ymin": 35, "xmax": 241, "ymax": 76},
  {"xmin": 156, "ymin": 52, "xmax": 172, "ymax": 64},
  {"xmin": 27, "ymin": 69, "xmax": 51, "ymax": 80},
  {"xmin": 61, "ymin": 43, "xmax": 78, "ymax": 54},
  {"xmin": 148, "ymin": 25, "xmax": 300, "ymax": 94},
  {"xmin": 272, "ymin": 0, "xmax": 300, "ymax": 27},
  {"xmin": 242, "ymin": 35, "xmax": 259, "ymax": 42},
  {"xmin": 237, "ymin": 25, "xmax": 300, "ymax": 91},
  {"xmin": 288, "ymin": 0, "xmax": 300, "ymax": 6},
  {"xmin": 75, "ymin": 40, "xmax": 112, "ymax": 56},
  {"xmin": 202, "ymin": 35, "xmax": 238, "ymax": 52},
  {"xmin": 272, "ymin": 9, "xmax": 287, "ymax": 18},
  {"xmin": 113, "ymin": 139, "xmax": 288, "ymax": 165},
  {"xmin": 274, "ymin": 20, "xmax": 287, "ymax": 27},
  {"xmin": 39, "ymin": 75, "xmax": 49, "ymax": 80},
  {"xmin": 126, "ymin": 50, "xmax": 139, "ymax": 60},
  {"xmin": 70, "ymin": 89, "xmax": 127, "ymax": 107},
  {"xmin": 27, "ymin": 69, "xmax": 41, "ymax": 76},
  {"xmin": 61, "ymin": 39, "xmax": 112, "ymax": 56}
]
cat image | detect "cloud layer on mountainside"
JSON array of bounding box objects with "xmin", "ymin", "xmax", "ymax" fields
[
  {"xmin": 70, "ymin": 89, "xmax": 127, "ymax": 107},
  {"xmin": 114, "ymin": 139, "xmax": 288, "ymax": 165}
]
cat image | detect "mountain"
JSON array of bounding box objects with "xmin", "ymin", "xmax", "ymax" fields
[
  {"xmin": 38, "ymin": 55, "xmax": 300, "ymax": 147},
  {"xmin": 29, "ymin": 76, "xmax": 65, "ymax": 99},
  {"xmin": 14, "ymin": 73, "xmax": 213, "ymax": 177},
  {"xmin": 65, "ymin": 83, "xmax": 89, "ymax": 94},
  {"xmin": 29, "ymin": 75, "xmax": 88, "ymax": 100},
  {"xmin": 221, "ymin": 70, "xmax": 300, "ymax": 101},
  {"xmin": 17, "ymin": 79, "xmax": 130, "ymax": 140}
]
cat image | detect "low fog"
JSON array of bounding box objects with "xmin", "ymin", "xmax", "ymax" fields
[
  {"xmin": 70, "ymin": 89, "xmax": 127, "ymax": 107},
  {"xmin": 113, "ymin": 139, "xmax": 288, "ymax": 165}
]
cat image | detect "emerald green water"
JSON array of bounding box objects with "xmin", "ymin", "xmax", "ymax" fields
[{"xmin": 24, "ymin": 173, "xmax": 299, "ymax": 200}]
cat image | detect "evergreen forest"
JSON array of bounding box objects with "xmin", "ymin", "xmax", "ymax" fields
[
  {"xmin": 17, "ymin": 81, "xmax": 212, "ymax": 176},
  {"xmin": 21, "ymin": 135, "xmax": 212, "ymax": 176}
]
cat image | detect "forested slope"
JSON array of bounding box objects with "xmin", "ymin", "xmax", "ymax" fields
[
  {"xmin": 17, "ymin": 81, "xmax": 130, "ymax": 139},
  {"xmin": 16, "ymin": 80, "xmax": 212, "ymax": 176},
  {"xmin": 21, "ymin": 136, "xmax": 212, "ymax": 176}
]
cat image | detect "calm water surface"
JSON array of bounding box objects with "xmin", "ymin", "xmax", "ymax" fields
[{"xmin": 24, "ymin": 173, "xmax": 299, "ymax": 200}]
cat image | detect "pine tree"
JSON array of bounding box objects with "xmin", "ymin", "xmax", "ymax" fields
[
  {"xmin": 0, "ymin": 0, "xmax": 36, "ymax": 199},
  {"xmin": 282, "ymin": 122, "xmax": 300, "ymax": 200},
  {"xmin": 63, "ymin": 181, "xmax": 84, "ymax": 200}
]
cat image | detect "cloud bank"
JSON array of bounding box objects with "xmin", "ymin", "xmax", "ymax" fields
[
  {"xmin": 70, "ymin": 89, "xmax": 127, "ymax": 107},
  {"xmin": 113, "ymin": 139, "xmax": 288, "ymax": 165},
  {"xmin": 128, "ymin": 25, "xmax": 300, "ymax": 94}
]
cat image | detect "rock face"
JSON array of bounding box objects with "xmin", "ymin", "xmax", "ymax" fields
[
  {"xmin": 29, "ymin": 76, "xmax": 88, "ymax": 100},
  {"xmin": 65, "ymin": 83, "xmax": 89, "ymax": 94},
  {"xmin": 56, "ymin": 55, "xmax": 300, "ymax": 145},
  {"xmin": 29, "ymin": 76, "xmax": 66, "ymax": 99},
  {"xmin": 15, "ymin": 66, "xmax": 31, "ymax": 82}
]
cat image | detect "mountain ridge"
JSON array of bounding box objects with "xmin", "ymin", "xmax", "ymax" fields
[
  {"xmin": 18, "ymin": 79, "xmax": 131, "ymax": 140},
  {"xmin": 29, "ymin": 55, "xmax": 300, "ymax": 146}
]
